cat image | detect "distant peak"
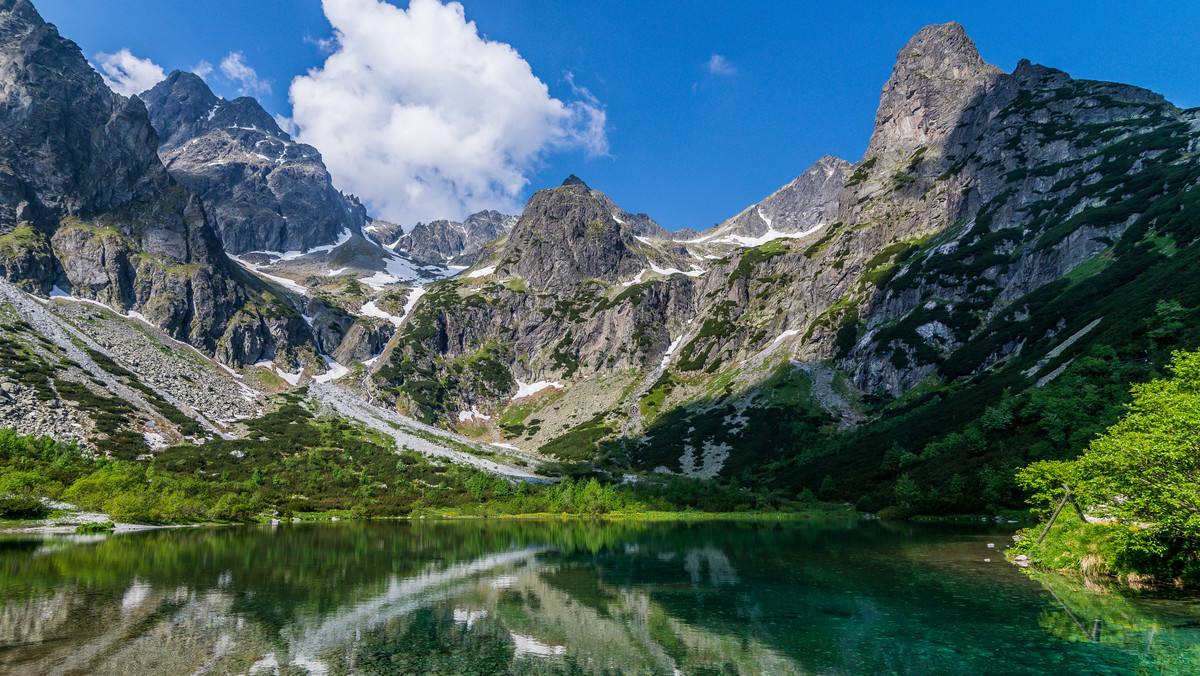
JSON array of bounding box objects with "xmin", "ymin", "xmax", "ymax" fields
[{"xmin": 561, "ymin": 174, "xmax": 588, "ymax": 188}]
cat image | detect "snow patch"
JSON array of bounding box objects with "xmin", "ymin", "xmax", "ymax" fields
[
  {"xmin": 401, "ymin": 286, "xmax": 427, "ymax": 320},
  {"xmin": 214, "ymin": 362, "xmax": 244, "ymax": 380},
  {"xmin": 659, "ymin": 335, "xmax": 683, "ymax": 369},
  {"xmin": 360, "ymin": 300, "xmax": 404, "ymax": 327},
  {"xmin": 457, "ymin": 407, "xmax": 491, "ymax": 422},
  {"xmin": 621, "ymin": 269, "xmax": 649, "ymax": 286},
  {"xmin": 467, "ymin": 265, "xmax": 496, "ymax": 278},
  {"xmin": 650, "ymin": 262, "xmax": 706, "ymax": 278},
  {"xmin": 757, "ymin": 207, "xmax": 773, "ymax": 229},
  {"xmin": 772, "ymin": 329, "xmax": 800, "ymax": 345},
  {"xmin": 312, "ymin": 356, "xmax": 350, "ymax": 383},
  {"xmin": 358, "ymin": 253, "xmax": 452, "ymax": 289},
  {"xmin": 277, "ymin": 370, "xmax": 303, "ymax": 386},
  {"xmin": 227, "ymin": 253, "xmax": 309, "ymax": 294},
  {"xmin": 512, "ymin": 380, "xmax": 564, "ymax": 400},
  {"xmin": 723, "ymin": 222, "xmax": 825, "ymax": 248},
  {"xmin": 239, "ymin": 227, "xmax": 354, "ymax": 264}
]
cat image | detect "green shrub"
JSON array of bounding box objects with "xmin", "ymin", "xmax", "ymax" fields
[
  {"xmin": 0, "ymin": 496, "xmax": 47, "ymax": 519},
  {"xmin": 876, "ymin": 505, "xmax": 912, "ymax": 520}
]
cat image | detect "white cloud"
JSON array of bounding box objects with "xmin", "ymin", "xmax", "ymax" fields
[
  {"xmin": 220, "ymin": 51, "xmax": 272, "ymax": 96},
  {"xmin": 274, "ymin": 114, "xmax": 299, "ymax": 138},
  {"xmin": 192, "ymin": 60, "xmax": 214, "ymax": 80},
  {"xmin": 95, "ymin": 49, "xmax": 166, "ymax": 96},
  {"xmin": 706, "ymin": 54, "xmax": 736, "ymax": 76},
  {"xmin": 562, "ymin": 72, "xmax": 609, "ymax": 157},
  {"xmin": 289, "ymin": 0, "xmax": 610, "ymax": 225}
]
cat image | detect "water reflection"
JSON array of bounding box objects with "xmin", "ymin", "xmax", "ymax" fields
[
  {"xmin": 1025, "ymin": 568, "xmax": 1200, "ymax": 670},
  {"xmin": 0, "ymin": 519, "xmax": 1196, "ymax": 674}
]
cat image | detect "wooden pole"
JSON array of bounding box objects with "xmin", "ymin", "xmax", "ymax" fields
[
  {"xmin": 1035, "ymin": 492, "xmax": 1071, "ymax": 546},
  {"xmin": 1064, "ymin": 483, "xmax": 1088, "ymax": 522}
]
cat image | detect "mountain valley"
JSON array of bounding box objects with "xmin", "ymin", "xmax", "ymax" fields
[{"xmin": 1, "ymin": 0, "xmax": 1199, "ymax": 518}]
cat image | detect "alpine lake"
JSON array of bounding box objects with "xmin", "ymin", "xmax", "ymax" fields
[{"xmin": 0, "ymin": 517, "xmax": 1198, "ymax": 675}]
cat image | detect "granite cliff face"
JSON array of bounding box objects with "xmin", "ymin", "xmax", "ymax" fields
[
  {"xmin": 0, "ymin": 0, "xmax": 318, "ymax": 369},
  {"xmin": 140, "ymin": 71, "xmax": 368, "ymax": 255}
]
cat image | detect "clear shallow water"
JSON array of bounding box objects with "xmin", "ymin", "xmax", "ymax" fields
[{"xmin": 0, "ymin": 518, "xmax": 1197, "ymax": 675}]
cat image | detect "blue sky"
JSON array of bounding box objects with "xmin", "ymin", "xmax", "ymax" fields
[{"xmin": 36, "ymin": 0, "xmax": 1200, "ymax": 230}]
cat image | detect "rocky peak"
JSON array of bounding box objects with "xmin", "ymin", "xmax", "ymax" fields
[
  {"xmin": 0, "ymin": 0, "xmax": 164, "ymax": 232},
  {"xmin": 141, "ymin": 72, "xmax": 288, "ymax": 151},
  {"xmin": 209, "ymin": 97, "xmax": 286, "ymax": 138},
  {"xmin": 689, "ymin": 155, "xmax": 850, "ymax": 244},
  {"xmin": 867, "ymin": 22, "xmax": 1003, "ymax": 161},
  {"xmin": 895, "ymin": 22, "xmax": 985, "ymax": 79},
  {"xmin": 139, "ymin": 71, "xmax": 221, "ymax": 151},
  {"xmin": 494, "ymin": 181, "xmax": 677, "ymax": 288},
  {"xmin": 140, "ymin": 71, "xmax": 363, "ymax": 254},
  {"xmin": 561, "ymin": 174, "xmax": 588, "ymax": 188},
  {"xmin": 0, "ymin": 0, "xmax": 320, "ymax": 370}
]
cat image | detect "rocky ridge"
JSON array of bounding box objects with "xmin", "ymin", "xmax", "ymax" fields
[
  {"xmin": 379, "ymin": 210, "xmax": 518, "ymax": 267},
  {"xmin": 2, "ymin": 4, "xmax": 1198, "ymax": 493},
  {"xmin": 674, "ymin": 154, "xmax": 851, "ymax": 251}
]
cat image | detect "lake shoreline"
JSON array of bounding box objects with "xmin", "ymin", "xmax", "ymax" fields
[{"xmin": 0, "ymin": 505, "xmax": 867, "ymax": 535}]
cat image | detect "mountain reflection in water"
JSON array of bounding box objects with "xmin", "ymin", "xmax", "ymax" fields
[{"xmin": 0, "ymin": 519, "xmax": 1198, "ymax": 674}]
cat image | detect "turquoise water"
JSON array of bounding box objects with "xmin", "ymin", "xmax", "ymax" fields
[{"xmin": 0, "ymin": 518, "xmax": 1197, "ymax": 674}]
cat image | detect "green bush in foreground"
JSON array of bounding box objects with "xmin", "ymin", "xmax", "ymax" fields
[{"xmin": 1017, "ymin": 349, "xmax": 1200, "ymax": 582}]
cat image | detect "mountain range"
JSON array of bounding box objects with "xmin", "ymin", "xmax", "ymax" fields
[{"xmin": 2, "ymin": 0, "xmax": 1199, "ymax": 510}]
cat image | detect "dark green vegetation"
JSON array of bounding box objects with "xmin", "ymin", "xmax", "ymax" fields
[{"xmin": 4, "ymin": 519, "xmax": 1198, "ymax": 674}]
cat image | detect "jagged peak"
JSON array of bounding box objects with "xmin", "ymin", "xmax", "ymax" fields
[
  {"xmin": 561, "ymin": 174, "xmax": 588, "ymax": 188},
  {"xmin": 0, "ymin": 0, "xmax": 46, "ymax": 28},
  {"xmin": 892, "ymin": 21, "xmax": 994, "ymax": 80}
]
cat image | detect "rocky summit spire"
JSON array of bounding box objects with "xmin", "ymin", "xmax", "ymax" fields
[
  {"xmin": 561, "ymin": 174, "xmax": 588, "ymax": 188},
  {"xmin": 895, "ymin": 22, "xmax": 989, "ymax": 82},
  {"xmin": 860, "ymin": 22, "xmax": 1004, "ymax": 166}
]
